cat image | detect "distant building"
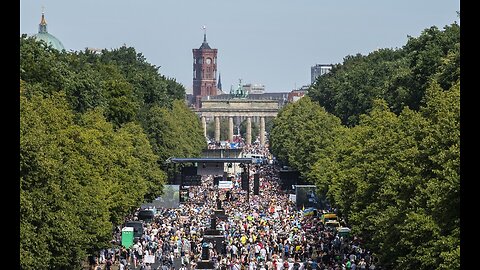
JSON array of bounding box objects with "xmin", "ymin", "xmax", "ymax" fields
[
  {"xmin": 242, "ymin": 83, "xmax": 265, "ymax": 95},
  {"xmin": 206, "ymin": 91, "xmax": 289, "ymax": 108},
  {"xmin": 33, "ymin": 11, "xmax": 65, "ymax": 51},
  {"xmin": 192, "ymin": 27, "xmax": 218, "ymax": 109},
  {"xmin": 311, "ymin": 64, "xmax": 333, "ymax": 84},
  {"xmin": 288, "ymin": 85, "xmax": 309, "ymax": 103}
]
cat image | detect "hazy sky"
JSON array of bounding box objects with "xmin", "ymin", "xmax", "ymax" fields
[{"xmin": 20, "ymin": 0, "xmax": 459, "ymax": 93}]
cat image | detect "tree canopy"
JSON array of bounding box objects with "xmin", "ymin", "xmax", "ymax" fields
[
  {"xmin": 20, "ymin": 36, "xmax": 205, "ymax": 269},
  {"xmin": 308, "ymin": 22, "xmax": 459, "ymax": 127},
  {"xmin": 270, "ymin": 96, "xmax": 341, "ymax": 177},
  {"xmin": 270, "ymin": 21, "xmax": 460, "ymax": 269}
]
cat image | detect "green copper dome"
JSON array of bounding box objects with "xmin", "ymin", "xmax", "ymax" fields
[{"xmin": 33, "ymin": 12, "xmax": 65, "ymax": 51}]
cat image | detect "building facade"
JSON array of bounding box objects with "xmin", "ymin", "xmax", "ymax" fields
[
  {"xmin": 311, "ymin": 64, "xmax": 333, "ymax": 84},
  {"xmin": 192, "ymin": 30, "xmax": 218, "ymax": 108},
  {"xmin": 288, "ymin": 88, "xmax": 308, "ymax": 103}
]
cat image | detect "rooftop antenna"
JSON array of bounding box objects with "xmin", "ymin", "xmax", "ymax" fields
[{"xmin": 202, "ymin": 25, "xmax": 207, "ymax": 42}]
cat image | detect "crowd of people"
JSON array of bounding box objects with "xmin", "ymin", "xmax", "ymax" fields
[
  {"xmin": 206, "ymin": 135, "xmax": 269, "ymax": 152},
  {"xmin": 92, "ymin": 144, "xmax": 380, "ymax": 270},
  {"xmin": 240, "ymin": 143, "xmax": 270, "ymax": 159}
]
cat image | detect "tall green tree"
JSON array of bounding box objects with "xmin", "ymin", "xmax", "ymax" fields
[
  {"xmin": 98, "ymin": 45, "xmax": 185, "ymax": 108},
  {"xmin": 143, "ymin": 100, "xmax": 205, "ymax": 162},
  {"xmin": 308, "ymin": 22, "xmax": 460, "ymax": 126},
  {"xmin": 20, "ymin": 35, "xmax": 71, "ymax": 97},
  {"xmin": 273, "ymin": 21, "xmax": 460, "ymax": 269},
  {"xmin": 308, "ymin": 49, "xmax": 406, "ymax": 126},
  {"xmin": 308, "ymin": 80, "xmax": 459, "ymax": 269},
  {"xmin": 399, "ymin": 23, "xmax": 460, "ymax": 111},
  {"xmin": 21, "ymin": 91, "xmax": 112, "ymax": 269},
  {"xmin": 395, "ymin": 81, "xmax": 460, "ymax": 269},
  {"xmin": 20, "ymin": 37, "xmax": 202, "ymax": 269},
  {"xmin": 170, "ymin": 100, "xmax": 206, "ymax": 157},
  {"xmin": 20, "ymin": 89, "xmax": 168, "ymax": 269},
  {"xmin": 103, "ymin": 77, "xmax": 139, "ymax": 127},
  {"xmin": 270, "ymin": 97, "xmax": 341, "ymax": 177}
]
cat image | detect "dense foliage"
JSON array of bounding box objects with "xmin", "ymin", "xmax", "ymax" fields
[
  {"xmin": 270, "ymin": 22, "xmax": 460, "ymax": 269},
  {"xmin": 270, "ymin": 96, "xmax": 342, "ymax": 177},
  {"xmin": 20, "ymin": 36, "xmax": 205, "ymax": 269},
  {"xmin": 144, "ymin": 100, "xmax": 205, "ymax": 163},
  {"xmin": 308, "ymin": 22, "xmax": 459, "ymax": 127},
  {"xmin": 309, "ymin": 83, "xmax": 459, "ymax": 269}
]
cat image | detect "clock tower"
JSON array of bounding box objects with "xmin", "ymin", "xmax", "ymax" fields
[{"xmin": 193, "ymin": 27, "xmax": 218, "ymax": 108}]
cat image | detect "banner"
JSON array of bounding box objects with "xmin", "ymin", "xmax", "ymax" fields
[
  {"xmin": 144, "ymin": 254, "xmax": 155, "ymax": 264},
  {"xmin": 218, "ymin": 180, "xmax": 233, "ymax": 189}
]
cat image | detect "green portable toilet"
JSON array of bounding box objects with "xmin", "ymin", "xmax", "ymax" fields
[{"xmin": 121, "ymin": 227, "xmax": 134, "ymax": 248}]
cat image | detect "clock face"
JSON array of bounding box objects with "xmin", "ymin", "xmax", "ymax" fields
[{"xmin": 206, "ymin": 58, "xmax": 212, "ymax": 64}]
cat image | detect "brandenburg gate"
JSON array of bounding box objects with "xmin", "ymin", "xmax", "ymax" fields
[{"xmin": 196, "ymin": 84, "xmax": 282, "ymax": 145}]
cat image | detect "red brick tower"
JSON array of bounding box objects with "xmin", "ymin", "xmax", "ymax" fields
[{"xmin": 193, "ymin": 26, "xmax": 218, "ymax": 108}]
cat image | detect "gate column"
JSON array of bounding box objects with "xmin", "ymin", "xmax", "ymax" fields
[
  {"xmin": 246, "ymin": 117, "xmax": 252, "ymax": 145},
  {"xmin": 201, "ymin": 116, "xmax": 207, "ymax": 139},
  {"xmin": 215, "ymin": 116, "xmax": 220, "ymax": 142},
  {"xmin": 260, "ymin": 116, "xmax": 265, "ymax": 146},
  {"xmin": 228, "ymin": 117, "xmax": 234, "ymax": 142}
]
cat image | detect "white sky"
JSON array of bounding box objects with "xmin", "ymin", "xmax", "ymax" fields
[{"xmin": 20, "ymin": 0, "xmax": 460, "ymax": 93}]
